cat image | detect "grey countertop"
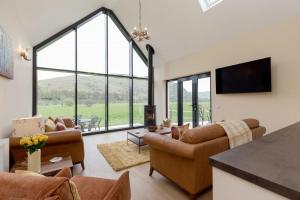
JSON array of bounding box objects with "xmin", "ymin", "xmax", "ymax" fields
[{"xmin": 209, "ymin": 122, "xmax": 300, "ymax": 200}]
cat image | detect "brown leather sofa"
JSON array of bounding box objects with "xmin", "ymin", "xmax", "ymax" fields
[
  {"xmin": 10, "ymin": 129, "xmax": 85, "ymax": 169},
  {"xmin": 0, "ymin": 168, "xmax": 131, "ymax": 200},
  {"xmin": 144, "ymin": 119, "xmax": 266, "ymax": 199}
]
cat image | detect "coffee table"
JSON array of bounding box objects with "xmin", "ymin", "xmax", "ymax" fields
[
  {"xmin": 11, "ymin": 153, "xmax": 73, "ymax": 176},
  {"xmin": 127, "ymin": 128, "xmax": 171, "ymax": 153}
]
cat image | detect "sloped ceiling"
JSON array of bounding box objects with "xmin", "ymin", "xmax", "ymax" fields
[{"xmin": 13, "ymin": 0, "xmax": 300, "ymax": 65}]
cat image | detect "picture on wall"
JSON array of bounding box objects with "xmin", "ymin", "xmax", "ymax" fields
[{"xmin": 0, "ymin": 25, "xmax": 14, "ymax": 79}]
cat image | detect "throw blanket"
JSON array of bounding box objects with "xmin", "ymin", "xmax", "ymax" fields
[{"xmin": 217, "ymin": 120, "xmax": 252, "ymax": 148}]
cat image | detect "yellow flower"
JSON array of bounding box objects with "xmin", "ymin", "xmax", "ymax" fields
[
  {"xmin": 41, "ymin": 135, "xmax": 48, "ymax": 142},
  {"xmin": 20, "ymin": 136, "xmax": 30, "ymax": 146},
  {"xmin": 33, "ymin": 139, "xmax": 39, "ymax": 145},
  {"xmin": 20, "ymin": 139, "xmax": 25, "ymax": 145},
  {"xmin": 27, "ymin": 140, "xmax": 33, "ymax": 146},
  {"xmin": 20, "ymin": 133, "xmax": 48, "ymax": 148}
]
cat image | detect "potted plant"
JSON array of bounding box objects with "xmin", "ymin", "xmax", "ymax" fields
[{"xmin": 20, "ymin": 134, "xmax": 48, "ymax": 173}]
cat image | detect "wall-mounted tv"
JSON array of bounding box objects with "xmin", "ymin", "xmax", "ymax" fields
[{"xmin": 216, "ymin": 57, "xmax": 272, "ymax": 94}]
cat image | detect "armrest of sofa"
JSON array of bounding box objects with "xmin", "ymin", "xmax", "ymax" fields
[
  {"xmin": 144, "ymin": 133, "xmax": 196, "ymax": 159},
  {"xmin": 252, "ymin": 126, "xmax": 266, "ymax": 140}
]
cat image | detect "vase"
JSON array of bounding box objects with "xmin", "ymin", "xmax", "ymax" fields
[{"xmin": 27, "ymin": 149, "xmax": 41, "ymax": 173}]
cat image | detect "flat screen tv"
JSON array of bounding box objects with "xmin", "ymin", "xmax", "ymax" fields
[{"xmin": 216, "ymin": 58, "xmax": 271, "ymax": 94}]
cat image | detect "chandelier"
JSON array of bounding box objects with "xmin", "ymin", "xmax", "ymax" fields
[{"xmin": 131, "ymin": 0, "xmax": 150, "ymax": 42}]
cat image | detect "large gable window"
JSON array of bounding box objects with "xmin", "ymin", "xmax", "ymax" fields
[{"xmin": 33, "ymin": 8, "xmax": 148, "ymax": 134}]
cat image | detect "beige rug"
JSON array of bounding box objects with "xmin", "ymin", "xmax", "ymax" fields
[{"xmin": 97, "ymin": 141, "xmax": 149, "ymax": 171}]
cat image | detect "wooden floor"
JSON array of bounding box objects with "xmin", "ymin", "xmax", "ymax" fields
[{"xmin": 73, "ymin": 130, "xmax": 212, "ymax": 200}]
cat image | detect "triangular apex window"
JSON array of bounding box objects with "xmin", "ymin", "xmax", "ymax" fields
[
  {"xmin": 199, "ymin": 0, "xmax": 223, "ymax": 12},
  {"xmin": 34, "ymin": 8, "xmax": 149, "ymax": 134},
  {"xmin": 36, "ymin": 12, "xmax": 148, "ymax": 77}
]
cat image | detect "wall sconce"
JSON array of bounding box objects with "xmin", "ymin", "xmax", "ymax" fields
[{"xmin": 18, "ymin": 47, "xmax": 31, "ymax": 61}]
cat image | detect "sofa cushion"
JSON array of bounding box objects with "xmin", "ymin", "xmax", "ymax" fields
[
  {"xmin": 55, "ymin": 118, "xmax": 65, "ymax": 125},
  {"xmin": 63, "ymin": 118, "xmax": 75, "ymax": 128},
  {"xmin": 45, "ymin": 119, "xmax": 56, "ymax": 132},
  {"xmin": 16, "ymin": 168, "xmax": 80, "ymax": 200},
  {"xmin": 56, "ymin": 122, "xmax": 67, "ymax": 131},
  {"xmin": 180, "ymin": 124, "xmax": 226, "ymax": 144},
  {"xmin": 171, "ymin": 123, "xmax": 189, "ymax": 140},
  {"xmin": 0, "ymin": 172, "xmax": 74, "ymax": 199},
  {"xmin": 48, "ymin": 116, "xmax": 55, "ymax": 122},
  {"xmin": 71, "ymin": 176, "xmax": 115, "ymax": 200}
]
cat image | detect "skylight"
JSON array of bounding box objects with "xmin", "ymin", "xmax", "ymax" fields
[{"xmin": 199, "ymin": 0, "xmax": 223, "ymax": 12}]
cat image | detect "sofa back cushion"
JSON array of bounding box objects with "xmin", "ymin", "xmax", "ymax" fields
[
  {"xmin": 0, "ymin": 172, "xmax": 74, "ymax": 199},
  {"xmin": 171, "ymin": 123, "xmax": 189, "ymax": 140},
  {"xmin": 56, "ymin": 122, "xmax": 67, "ymax": 131},
  {"xmin": 180, "ymin": 119, "xmax": 260, "ymax": 144},
  {"xmin": 180, "ymin": 124, "xmax": 226, "ymax": 144},
  {"xmin": 63, "ymin": 118, "xmax": 75, "ymax": 128},
  {"xmin": 45, "ymin": 119, "xmax": 56, "ymax": 132}
]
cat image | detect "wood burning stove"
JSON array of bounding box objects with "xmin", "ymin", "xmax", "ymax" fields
[{"xmin": 144, "ymin": 44, "xmax": 156, "ymax": 128}]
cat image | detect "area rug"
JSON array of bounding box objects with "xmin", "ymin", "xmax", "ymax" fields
[{"xmin": 97, "ymin": 141, "xmax": 149, "ymax": 171}]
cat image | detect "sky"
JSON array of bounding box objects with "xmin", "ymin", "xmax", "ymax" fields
[{"xmin": 37, "ymin": 14, "xmax": 147, "ymax": 81}]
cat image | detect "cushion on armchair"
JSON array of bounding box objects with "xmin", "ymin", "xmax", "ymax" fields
[
  {"xmin": 45, "ymin": 119, "xmax": 56, "ymax": 132},
  {"xmin": 70, "ymin": 171, "xmax": 130, "ymax": 200},
  {"xmin": 55, "ymin": 118, "xmax": 65, "ymax": 125},
  {"xmin": 171, "ymin": 123, "xmax": 189, "ymax": 140},
  {"xmin": 56, "ymin": 122, "xmax": 67, "ymax": 131},
  {"xmin": 0, "ymin": 172, "xmax": 74, "ymax": 199},
  {"xmin": 63, "ymin": 118, "xmax": 75, "ymax": 128}
]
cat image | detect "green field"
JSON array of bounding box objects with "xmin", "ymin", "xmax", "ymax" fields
[
  {"xmin": 39, "ymin": 101, "xmax": 210, "ymax": 128},
  {"xmin": 168, "ymin": 101, "xmax": 211, "ymax": 124},
  {"xmin": 38, "ymin": 103, "xmax": 145, "ymax": 127}
]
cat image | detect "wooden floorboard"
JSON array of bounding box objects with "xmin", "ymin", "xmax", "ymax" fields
[{"xmin": 73, "ymin": 130, "xmax": 212, "ymax": 200}]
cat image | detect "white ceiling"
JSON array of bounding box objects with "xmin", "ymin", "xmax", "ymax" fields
[{"xmin": 13, "ymin": 0, "xmax": 300, "ymax": 64}]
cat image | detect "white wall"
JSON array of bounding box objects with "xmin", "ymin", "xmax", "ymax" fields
[
  {"xmin": 162, "ymin": 15, "xmax": 300, "ymax": 133},
  {"xmin": 0, "ymin": 0, "xmax": 32, "ymax": 138},
  {"xmin": 154, "ymin": 57, "xmax": 166, "ymax": 124}
]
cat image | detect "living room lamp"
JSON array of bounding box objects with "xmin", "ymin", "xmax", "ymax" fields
[
  {"xmin": 131, "ymin": 0, "xmax": 150, "ymax": 42},
  {"xmin": 18, "ymin": 47, "xmax": 31, "ymax": 61}
]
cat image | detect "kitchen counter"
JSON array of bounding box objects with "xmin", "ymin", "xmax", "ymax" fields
[{"xmin": 209, "ymin": 122, "xmax": 300, "ymax": 199}]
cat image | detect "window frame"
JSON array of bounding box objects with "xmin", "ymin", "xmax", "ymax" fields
[
  {"xmin": 165, "ymin": 72, "xmax": 212, "ymax": 127},
  {"xmin": 33, "ymin": 7, "xmax": 148, "ymax": 135}
]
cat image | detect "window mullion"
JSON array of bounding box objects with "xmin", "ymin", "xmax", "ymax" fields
[
  {"xmin": 129, "ymin": 42, "xmax": 133, "ymax": 127},
  {"xmin": 75, "ymin": 28, "xmax": 78, "ymax": 125},
  {"xmin": 105, "ymin": 14, "xmax": 109, "ymax": 132}
]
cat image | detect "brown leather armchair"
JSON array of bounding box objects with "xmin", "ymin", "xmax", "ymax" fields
[
  {"xmin": 144, "ymin": 119, "xmax": 266, "ymax": 199},
  {"xmin": 9, "ymin": 129, "xmax": 85, "ymax": 169}
]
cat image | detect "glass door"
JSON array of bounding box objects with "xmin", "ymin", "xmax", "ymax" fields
[
  {"xmin": 182, "ymin": 79, "xmax": 194, "ymax": 128},
  {"xmin": 198, "ymin": 76, "xmax": 211, "ymax": 126},
  {"xmin": 167, "ymin": 72, "xmax": 211, "ymax": 127}
]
